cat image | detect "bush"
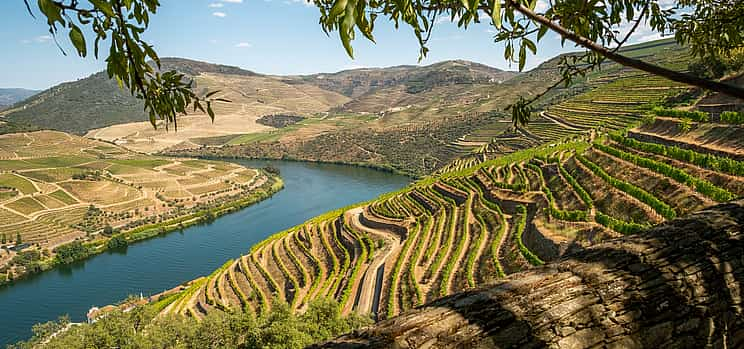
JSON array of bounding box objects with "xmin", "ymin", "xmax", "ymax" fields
[
  {"xmin": 526, "ymin": 163, "xmax": 588, "ymax": 221},
  {"xmin": 106, "ymin": 235, "xmax": 128, "ymax": 250},
  {"xmin": 651, "ymin": 106, "xmax": 709, "ymax": 122},
  {"xmin": 54, "ymin": 241, "xmax": 93, "ymax": 264},
  {"xmin": 514, "ymin": 205, "xmax": 543, "ymax": 266},
  {"xmin": 720, "ymin": 111, "xmax": 744, "ymax": 124},
  {"xmin": 595, "ymin": 212, "xmax": 647, "ymax": 235}
]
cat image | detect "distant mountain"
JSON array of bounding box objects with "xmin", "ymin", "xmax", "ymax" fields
[
  {"xmin": 290, "ymin": 60, "xmax": 516, "ymax": 98},
  {"xmin": 3, "ymin": 58, "xmax": 515, "ymax": 135},
  {"xmin": 0, "ymin": 88, "xmax": 38, "ymax": 109},
  {"xmin": 0, "ymin": 58, "xmax": 263, "ymax": 135}
]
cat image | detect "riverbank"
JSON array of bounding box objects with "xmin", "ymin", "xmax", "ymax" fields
[
  {"xmin": 0, "ymin": 172, "xmax": 284, "ymax": 288},
  {"xmin": 0, "ymin": 160, "xmax": 410, "ymax": 346},
  {"xmin": 160, "ymin": 152, "xmax": 421, "ymax": 179}
]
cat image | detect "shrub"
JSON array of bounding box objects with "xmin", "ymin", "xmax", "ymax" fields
[
  {"xmin": 651, "ymin": 106, "xmax": 709, "ymax": 122},
  {"xmin": 514, "ymin": 205, "xmax": 543, "ymax": 266},
  {"xmin": 54, "ymin": 241, "xmax": 93, "ymax": 265},
  {"xmin": 526, "ymin": 163, "xmax": 588, "ymax": 221},
  {"xmin": 596, "ymin": 212, "xmax": 647, "ymax": 235},
  {"xmin": 557, "ymin": 163, "xmax": 593, "ymax": 208},
  {"xmin": 720, "ymin": 111, "xmax": 744, "ymax": 124},
  {"xmin": 678, "ymin": 117, "xmax": 692, "ymax": 132},
  {"xmin": 106, "ymin": 235, "xmax": 128, "ymax": 250}
]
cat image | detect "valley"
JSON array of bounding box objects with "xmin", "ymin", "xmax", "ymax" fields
[
  {"xmin": 150, "ymin": 115, "xmax": 742, "ymax": 321},
  {"xmin": 0, "ymin": 159, "xmax": 410, "ymax": 346},
  {"xmin": 0, "ymin": 131, "xmax": 282, "ymax": 285},
  {"xmin": 2, "ymin": 32, "xmax": 743, "ymax": 348}
]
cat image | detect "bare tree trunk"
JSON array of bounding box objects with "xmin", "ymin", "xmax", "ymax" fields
[{"xmin": 311, "ymin": 200, "xmax": 744, "ymax": 349}]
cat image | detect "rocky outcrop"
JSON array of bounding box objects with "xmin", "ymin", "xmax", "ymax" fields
[{"xmin": 311, "ymin": 200, "xmax": 744, "ymax": 349}]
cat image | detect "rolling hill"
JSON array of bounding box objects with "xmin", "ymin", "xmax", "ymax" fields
[{"xmin": 0, "ymin": 88, "xmax": 38, "ymax": 110}]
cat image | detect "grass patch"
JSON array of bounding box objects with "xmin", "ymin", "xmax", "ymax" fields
[
  {"xmin": 0, "ymin": 173, "xmax": 37, "ymax": 194},
  {"xmin": 7, "ymin": 197, "xmax": 46, "ymax": 215},
  {"xmin": 49, "ymin": 190, "xmax": 78, "ymax": 204}
]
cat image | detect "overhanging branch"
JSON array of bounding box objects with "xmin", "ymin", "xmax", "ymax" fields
[{"xmin": 508, "ymin": 1, "xmax": 744, "ymax": 100}]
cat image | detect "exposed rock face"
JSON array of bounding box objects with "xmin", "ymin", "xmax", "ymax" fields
[{"xmin": 311, "ymin": 200, "xmax": 744, "ymax": 349}]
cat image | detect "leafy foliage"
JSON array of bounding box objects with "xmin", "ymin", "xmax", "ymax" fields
[
  {"xmin": 26, "ymin": 0, "xmax": 226, "ymax": 129},
  {"xmin": 594, "ymin": 142, "xmax": 734, "ymax": 202},
  {"xmin": 513, "ymin": 205, "xmax": 542, "ymax": 266},
  {"xmin": 576, "ymin": 154, "xmax": 676, "ymax": 220},
  {"xmin": 609, "ymin": 133, "xmax": 744, "ymax": 177},
  {"xmin": 651, "ymin": 106, "xmax": 710, "ymax": 122},
  {"xmin": 720, "ymin": 111, "xmax": 744, "ymax": 125},
  {"xmin": 11, "ymin": 298, "xmax": 371, "ymax": 349}
]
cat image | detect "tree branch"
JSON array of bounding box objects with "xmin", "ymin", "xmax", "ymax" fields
[{"xmin": 508, "ymin": 1, "xmax": 744, "ymax": 100}]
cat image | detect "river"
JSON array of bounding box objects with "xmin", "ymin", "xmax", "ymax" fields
[{"xmin": 0, "ymin": 160, "xmax": 410, "ymax": 346}]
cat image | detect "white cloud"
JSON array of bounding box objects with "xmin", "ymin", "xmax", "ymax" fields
[
  {"xmin": 212, "ymin": 12, "xmax": 227, "ymax": 17},
  {"xmin": 235, "ymin": 42, "xmax": 252, "ymax": 48},
  {"xmin": 222, "ymin": 0, "xmax": 243, "ymax": 3},
  {"xmin": 22, "ymin": 35, "xmax": 52, "ymax": 44},
  {"xmin": 208, "ymin": 3, "xmax": 224, "ymax": 8}
]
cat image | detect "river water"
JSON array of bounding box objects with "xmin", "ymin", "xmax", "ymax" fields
[{"xmin": 0, "ymin": 160, "xmax": 410, "ymax": 346}]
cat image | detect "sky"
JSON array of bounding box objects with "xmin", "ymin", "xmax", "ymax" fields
[{"xmin": 0, "ymin": 0, "xmax": 667, "ymax": 90}]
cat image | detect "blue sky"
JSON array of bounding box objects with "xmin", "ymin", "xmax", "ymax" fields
[{"xmin": 0, "ymin": 0, "xmax": 665, "ymax": 90}]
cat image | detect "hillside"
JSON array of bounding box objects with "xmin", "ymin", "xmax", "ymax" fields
[
  {"xmin": 0, "ymin": 88, "xmax": 38, "ymax": 110},
  {"xmin": 313, "ymin": 198, "xmax": 744, "ymax": 348},
  {"xmin": 145, "ymin": 112, "xmax": 744, "ymax": 322},
  {"xmin": 25, "ymin": 110, "xmax": 744, "ymax": 347},
  {"xmin": 166, "ymin": 40, "xmax": 692, "ymax": 177},
  {"xmin": 2, "ymin": 58, "xmax": 345, "ymax": 141},
  {"xmin": 292, "ymin": 60, "xmax": 514, "ymax": 98},
  {"xmin": 0, "ymin": 72, "xmax": 145, "ymax": 134},
  {"xmin": 0, "ymin": 130, "xmax": 282, "ymax": 285}
]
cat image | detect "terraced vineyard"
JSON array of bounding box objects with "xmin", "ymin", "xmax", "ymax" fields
[
  {"xmin": 443, "ymin": 72, "xmax": 692, "ymax": 175},
  {"xmin": 0, "ymin": 131, "xmax": 282, "ymax": 283},
  {"xmin": 159, "ymin": 116, "xmax": 743, "ymax": 320}
]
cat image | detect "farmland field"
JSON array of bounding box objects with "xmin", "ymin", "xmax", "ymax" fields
[{"xmin": 0, "ymin": 130, "xmax": 282, "ymax": 284}]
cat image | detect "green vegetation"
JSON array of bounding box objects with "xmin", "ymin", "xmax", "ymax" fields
[
  {"xmin": 513, "ymin": 205, "xmax": 543, "ymax": 266},
  {"xmin": 0, "ymin": 174, "xmax": 36, "ymax": 195},
  {"xmin": 13, "ymin": 296, "xmax": 369, "ymax": 349},
  {"xmin": 527, "ymin": 163, "xmax": 589, "ymax": 221},
  {"xmin": 576, "ymin": 154, "xmax": 676, "ymax": 220},
  {"xmin": 609, "ymin": 133, "xmax": 744, "ymax": 177},
  {"xmin": 593, "ymin": 142, "xmax": 733, "ymax": 202},
  {"xmin": 651, "ymin": 106, "xmax": 710, "ymax": 122},
  {"xmin": 720, "ymin": 111, "xmax": 744, "ymax": 125}
]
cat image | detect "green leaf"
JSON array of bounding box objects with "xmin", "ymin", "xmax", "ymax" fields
[
  {"xmin": 518, "ymin": 44, "xmax": 526, "ymax": 71},
  {"xmin": 537, "ymin": 25, "xmax": 548, "ymax": 41},
  {"xmin": 69, "ymin": 25, "xmax": 87, "ymax": 57},
  {"xmin": 205, "ymin": 90, "xmax": 221, "ymax": 98},
  {"xmin": 491, "ymin": 0, "xmax": 502, "ymax": 29},
  {"xmin": 524, "ymin": 38, "xmax": 536, "ymax": 54},
  {"xmin": 89, "ymin": 0, "xmax": 115, "ymax": 18}
]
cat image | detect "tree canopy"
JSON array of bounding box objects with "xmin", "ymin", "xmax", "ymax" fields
[{"xmin": 25, "ymin": 0, "xmax": 744, "ymax": 126}]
